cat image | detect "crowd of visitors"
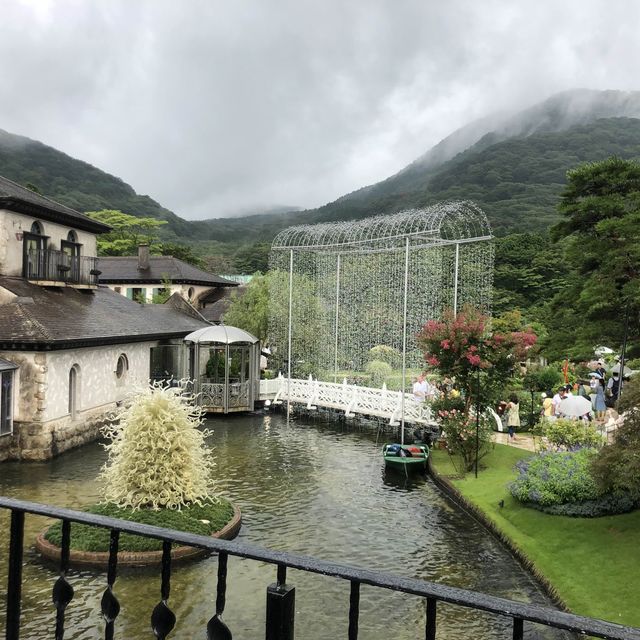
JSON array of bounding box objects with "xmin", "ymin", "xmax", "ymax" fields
[
  {"xmin": 412, "ymin": 373, "xmax": 459, "ymax": 403},
  {"xmin": 413, "ymin": 355, "xmax": 629, "ymax": 444}
]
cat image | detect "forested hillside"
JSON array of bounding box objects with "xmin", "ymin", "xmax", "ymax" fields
[
  {"xmin": 1, "ymin": 91, "xmax": 640, "ymax": 248},
  {"xmin": 187, "ymin": 117, "xmax": 640, "ymax": 241},
  {"xmin": 0, "ymin": 128, "xmax": 194, "ymax": 238}
]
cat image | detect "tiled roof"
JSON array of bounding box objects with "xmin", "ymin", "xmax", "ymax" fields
[
  {"xmin": 0, "ymin": 175, "xmax": 110, "ymax": 234},
  {"xmin": 97, "ymin": 256, "xmax": 238, "ymax": 287},
  {"xmin": 199, "ymin": 286, "xmax": 245, "ymax": 323},
  {"xmin": 0, "ymin": 277, "xmax": 209, "ymax": 348}
]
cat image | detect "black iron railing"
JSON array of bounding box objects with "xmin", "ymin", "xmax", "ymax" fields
[
  {"xmin": 23, "ymin": 249, "xmax": 99, "ymax": 286},
  {"xmin": 2, "ymin": 496, "xmax": 640, "ymax": 640}
]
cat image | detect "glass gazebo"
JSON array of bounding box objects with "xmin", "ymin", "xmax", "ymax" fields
[{"xmin": 183, "ymin": 325, "xmax": 260, "ymax": 414}]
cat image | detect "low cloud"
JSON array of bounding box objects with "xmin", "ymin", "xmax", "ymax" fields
[{"xmin": 1, "ymin": 0, "xmax": 639, "ymax": 219}]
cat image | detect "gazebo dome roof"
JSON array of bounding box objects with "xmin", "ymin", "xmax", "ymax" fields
[{"xmin": 184, "ymin": 325, "xmax": 259, "ymax": 345}]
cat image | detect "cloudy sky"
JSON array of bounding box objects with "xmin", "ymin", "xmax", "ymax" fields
[{"xmin": 1, "ymin": 0, "xmax": 639, "ymax": 220}]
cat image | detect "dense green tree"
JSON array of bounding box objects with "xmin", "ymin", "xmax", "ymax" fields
[
  {"xmin": 543, "ymin": 157, "xmax": 640, "ymax": 359},
  {"xmin": 158, "ymin": 242, "xmax": 204, "ymax": 267},
  {"xmin": 24, "ymin": 182, "xmax": 41, "ymax": 193},
  {"xmin": 223, "ymin": 274, "xmax": 270, "ymax": 342},
  {"xmin": 87, "ymin": 209, "xmax": 166, "ymax": 256},
  {"xmin": 492, "ymin": 233, "xmax": 564, "ymax": 315},
  {"xmin": 223, "ymin": 270, "xmax": 326, "ymax": 377},
  {"xmin": 590, "ymin": 375, "xmax": 640, "ymax": 500},
  {"xmin": 202, "ymin": 254, "xmax": 234, "ymax": 275},
  {"xmin": 232, "ymin": 243, "xmax": 271, "ymax": 274}
]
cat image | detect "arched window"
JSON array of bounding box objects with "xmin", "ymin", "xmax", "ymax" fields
[
  {"xmin": 61, "ymin": 230, "xmax": 81, "ymax": 280},
  {"xmin": 115, "ymin": 354, "xmax": 129, "ymax": 379},
  {"xmin": 30, "ymin": 221, "xmax": 44, "ymax": 235},
  {"xmin": 0, "ymin": 361, "xmax": 16, "ymax": 436},
  {"xmin": 23, "ymin": 221, "xmax": 47, "ymax": 279},
  {"xmin": 69, "ymin": 364, "xmax": 80, "ymax": 419}
]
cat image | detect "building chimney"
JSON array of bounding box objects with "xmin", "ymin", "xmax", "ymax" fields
[{"xmin": 138, "ymin": 244, "xmax": 150, "ymax": 270}]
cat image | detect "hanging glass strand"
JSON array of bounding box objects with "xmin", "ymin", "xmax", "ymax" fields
[{"xmin": 268, "ymin": 202, "xmax": 494, "ymax": 383}]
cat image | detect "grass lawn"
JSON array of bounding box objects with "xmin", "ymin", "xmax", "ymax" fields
[
  {"xmin": 45, "ymin": 498, "xmax": 235, "ymax": 552},
  {"xmin": 431, "ymin": 444, "xmax": 640, "ymax": 627}
]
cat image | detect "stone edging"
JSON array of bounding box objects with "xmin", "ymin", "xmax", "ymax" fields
[
  {"xmin": 35, "ymin": 502, "xmax": 242, "ymax": 569},
  {"xmin": 427, "ymin": 458, "xmax": 569, "ymax": 611}
]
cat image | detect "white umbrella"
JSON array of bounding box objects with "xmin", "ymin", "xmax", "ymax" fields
[
  {"xmin": 610, "ymin": 363, "xmax": 633, "ymax": 377},
  {"xmin": 559, "ymin": 395, "xmax": 593, "ymax": 417}
]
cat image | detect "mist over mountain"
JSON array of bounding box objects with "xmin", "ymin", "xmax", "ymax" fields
[{"xmin": 1, "ymin": 89, "xmax": 640, "ymax": 247}]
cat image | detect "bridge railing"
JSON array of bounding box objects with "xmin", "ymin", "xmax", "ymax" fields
[
  {"xmin": 259, "ymin": 374, "xmax": 433, "ymax": 426},
  {"xmin": 3, "ymin": 496, "xmax": 640, "ymax": 640}
]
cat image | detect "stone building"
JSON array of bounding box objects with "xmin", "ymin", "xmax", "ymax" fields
[
  {"xmin": 0, "ymin": 175, "xmax": 209, "ymax": 461},
  {"xmin": 98, "ymin": 246, "xmax": 238, "ymax": 309}
]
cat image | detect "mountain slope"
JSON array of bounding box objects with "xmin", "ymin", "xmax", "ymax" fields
[
  {"xmin": 0, "ymin": 128, "xmax": 194, "ymax": 238},
  {"xmin": 2, "ymin": 89, "xmax": 640, "ymax": 246},
  {"xmin": 195, "ymin": 115, "xmax": 640, "ymax": 241}
]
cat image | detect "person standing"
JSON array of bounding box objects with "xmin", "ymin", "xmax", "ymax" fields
[
  {"xmin": 592, "ymin": 374, "xmax": 606, "ymax": 420},
  {"xmin": 541, "ymin": 392, "xmax": 553, "ymax": 420},
  {"xmin": 506, "ymin": 394, "xmax": 520, "ymax": 442},
  {"xmin": 607, "ymin": 372, "xmax": 621, "ymax": 406},
  {"xmin": 552, "ymin": 387, "xmax": 565, "ymax": 418},
  {"xmin": 412, "ymin": 374, "xmax": 429, "ymax": 403}
]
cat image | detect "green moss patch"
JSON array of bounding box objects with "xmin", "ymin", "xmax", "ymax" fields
[{"xmin": 44, "ymin": 498, "xmax": 235, "ymax": 552}]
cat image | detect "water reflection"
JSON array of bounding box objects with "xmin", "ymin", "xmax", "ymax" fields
[{"xmin": 0, "ymin": 412, "xmax": 568, "ymax": 639}]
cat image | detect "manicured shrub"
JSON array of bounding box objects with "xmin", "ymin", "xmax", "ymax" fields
[
  {"xmin": 510, "ymin": 449, "xmax": 601, "ymax": 507},
  {"xmin": 523, "ymin": 365, "xmax": 564, "ymax": 392},
  {"xmin": 365, "ymin": 360, "xmax": 393, "ymax": 386},
  {"xmin": 538, "ymin": 492, "xmax": 636, "ymax": 517},
  {"xmin": 368, "ymin": 345, "xmax": 401, "ymax": 369},
  {"xmin": 539, "ymin": 419, "xmax": 603, "ymax": 450}
]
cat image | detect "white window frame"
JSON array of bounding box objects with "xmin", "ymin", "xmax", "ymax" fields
[{"xmin": 0, "ymin": 369, "xmax": 15, "ymax": 437}]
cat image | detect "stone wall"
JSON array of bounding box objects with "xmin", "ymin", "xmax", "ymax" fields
[
  {"xmin": 0, "ymin": 405, "xmax": 110, "ymax": 461},
  {"xmin": 0, "ymin": 341, "xmax": 159, "ymax": 462}
]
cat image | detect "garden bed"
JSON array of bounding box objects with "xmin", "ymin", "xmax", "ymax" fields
[
  {"xmin": 36, "ymin": 499, "xmax": 241, "ymax": 568},
  {"xmin": 430, "ymin": 445, "xmax": 640, "ymax": 627}
]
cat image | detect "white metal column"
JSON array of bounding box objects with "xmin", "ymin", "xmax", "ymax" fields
[
  {"xmin": 400, "ymin": 237, "xmax": 410, "ymax": 444},
  {"xmin": 453, "ymin": 242, "xmax": 460, "ymax": 315},
  {"xmin": 287, "ymin": 249, "xmax": 294, "ymax": 416},
  {"xmin": 333, "ymin": 254, "xmax": 341, "ymax": 383}
]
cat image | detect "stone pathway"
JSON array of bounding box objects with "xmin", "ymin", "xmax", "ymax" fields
[{"xmin": 492, "ymin": 431, "xmax": 536, "ymax": 452}]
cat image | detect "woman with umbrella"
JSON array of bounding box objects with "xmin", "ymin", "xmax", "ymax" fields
[{"xmin": 589, "ymin": 372, "xmax": 606, "ymax": 421}]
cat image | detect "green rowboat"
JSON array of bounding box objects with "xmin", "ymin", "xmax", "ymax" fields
[{"xmin": 382, "ymin": 444, "xmax": 429, "ymax": 472}]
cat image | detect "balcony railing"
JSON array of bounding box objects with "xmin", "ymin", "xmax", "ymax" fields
[
  {"xmin": 23, "ymin": 249, "xmax": 99, "ymax": 286},
  {"xmin": 2, "ymin": 497, "xmax": 640, "ymax": 640}
]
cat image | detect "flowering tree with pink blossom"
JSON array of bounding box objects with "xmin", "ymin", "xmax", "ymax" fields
[
  {"xmin": 417, "ymin": 306, "xmax": 537, "ymax": 416},
  {"xmin": 418, "ymin": 306, "xmax": 536, "ymax": 471}
]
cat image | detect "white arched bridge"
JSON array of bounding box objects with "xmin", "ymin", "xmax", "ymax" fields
[{"xmin": 259, "ymin": 374, "xmax": 434, "ymax": 426}]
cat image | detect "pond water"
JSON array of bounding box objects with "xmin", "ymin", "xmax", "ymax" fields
[{"xmin": 0, "ymin": 412, "xmax": 569, "ymax": 639}]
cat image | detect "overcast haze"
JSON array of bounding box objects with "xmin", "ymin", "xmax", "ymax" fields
[{"xmin": 1, "ymin": 0, "xmax": 639, "ymax": 220}]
